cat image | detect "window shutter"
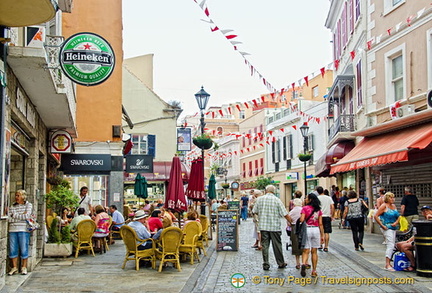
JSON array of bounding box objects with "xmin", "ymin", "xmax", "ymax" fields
[
  {"xmin": 282, "ymin": 136, "xmax": 287, "ymax": 161},
  {"xmin": 271, "ymin": 141, "xmax": 276, "ymax": 164},
  {"xmin": 148, "ymin": 134, "xmax": 156, "ymax": 158}
]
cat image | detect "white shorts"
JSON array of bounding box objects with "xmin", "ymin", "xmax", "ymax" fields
[{"xmin": 304, "ymin": 226, "xmax": 320, "ymax": 249}]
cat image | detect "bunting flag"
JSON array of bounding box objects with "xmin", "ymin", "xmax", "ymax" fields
[
  {"xmin": 211, "ymin": 26, "xmax": 219, "ymax": 32},
  {"xmin": 387, "ymin": 28, "xmax": 392, "ymax": 36},
  {"xmin": 292, "ymin": 125, "xmax": 297, "ymax": 130},
  {"xmin": 366, "ymin": 40, "xmax": 373, "ymax": 50},
  {"xmin": 243, "ymin": 102, "xmax": 250, "ymax": 109},
  {"xmin": 350, "ymin": 50, "xmax": 356, "ymax": 60},
  {"xmin": 228, "ymin": 107, "xmax": 232, "ymax": 115},
  {"xmin": 304, "ymin": 76, "xmax": 309, "ymax": 87},
  {"xmin": 320, "ymin": 67, "xmax": 325, "ymax": 78},
  {"xmin": 235, "ymin": 104, "xmax": 241, "ymax": 112},
  {"xmin": 252, "ymin": 99, "xmax": 259, "ymax": 108},
  {"xmin": 334, "ymin": 59, "xmax": 340, "ymax": 70},
  {"xmin": 261, "ymin": 96, "xmax": 266, "ymax": 103},
  {"xmin": 218, "ymin": 109, "xmax": 224, "ymax": 116}
]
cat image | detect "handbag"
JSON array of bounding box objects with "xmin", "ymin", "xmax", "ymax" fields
[
  {"xmin": 361, "ymin": 200, "xmax": 369, "ymax": 215},
  {"xmin": 26, "ymin": 203, "xmax": 40, "ymax": 232}
]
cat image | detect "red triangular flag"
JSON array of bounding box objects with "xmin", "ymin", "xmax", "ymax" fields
[
  {"xmin": 334, "ymin": 59, "xmax": 340, "ymax": 70},
  {"xmin": 292, "ymin": 125, "xmax": 297, "ymax": 130},
  {"xmin": 292, "ymin": 83, "xmax": 295, "ymax": 91},
  {"xmin": 350, "ymin": 50, "xmax": 356, "ymax": 60},
  {"xmin": 211, "ymin": 26, "xmax": 219, "ymax": 32},
  {"xmin": 235, "ymin": 104, "xmax": 241, "ymax": 112},
  {"xmin": 261, "ymin": 96, "xmax": 266, "ymax": 103},
  {"xmin": 304, "ymin": 76, "xmax": 309, "ymax": 87},
  {"xmin": 387, "ymin": 28, "xmax": 392, "ymax": 35},
  {"xmin": 366, "ymin": 40, "xmax": 373, "ymax": 50},
  {"xmin": 252, "ymin": 99, "xmax": 259, "ymax": 108},
  {"xmin": 211, "ymin": 111, "xmax": 215, "ymax": 118},
  {"xmin": 279, "ymin": 128, "xmax": 285, "ymax": 133},
  {"xmin": 225, "ymin": 35, "xmax": 238, "ymax": 39},
  {"xmin": 268, "ymin": 130, "xmax": 273, "ymax": 136},
  {"xmin": 218, "ymin": 109, "xmax": 224, "ymax": 116},
  {"xmin": 204, "ymin": 7, "xmax": 210, "ymax": 16},
  {"xmin": 320, "ymin": 67, "xmax": 325, "ymax": 78},
  {"xmin": 244, "ymin": 102, "xmax": 250, "ymax": 109},
  {"xmin": 228, "ymin": 107, "xmax": 232, "ymax": 115}
]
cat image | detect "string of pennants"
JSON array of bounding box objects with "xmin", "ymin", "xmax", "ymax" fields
[
  {"xmin": 184, "ymin": 120, "xmax": 315, "ymax": 162},
  {"xmin": 192, "ymin": 0, "xmax": 432, "ymax": 97}
]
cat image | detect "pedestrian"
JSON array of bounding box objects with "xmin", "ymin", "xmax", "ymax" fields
[
  {"xmin": 7, "ymin": 189, "xmax": 32, "ymax": 275},
  {"xmin": 250, "ymin": 190, "xmax": 262, "ymax": 250},
  {"xmin": 289, "ymin": 198, "xmax": 303, "ymax": 269},
  {"xmin": 317, "ymin": 186, "xmax": 334, "ymax": 252},
  {"xmin": 339, "ymin": 190, "xmax": 350, "ymax": 229},
  {"xmin": 400, "ymin": 187, "xmax": 419, "ymax": 228},
  {"xmin": 77, "ymin": 186, "xmax": 92, "ymax": 216},
  {"xmin": 240, "ymin": 192, "xmax": 249, "ymax": 221},
  {"xmin": 289, "ymin": 190, "xmax": 302, "ymax": 211},
  {"xmin": 299, "ymin": 193, "xmax": 324, "ymax": 277},
  {"xmin": 374, "ymin": 192, "xmax": 401, "ymax": 271},
  {"xmin": 252, "ymin": 185, "xmax": 291, "ymax": 270},
  {"xmin": 342, "ymin": 190, "xmax": 368, "ymax": 251}
]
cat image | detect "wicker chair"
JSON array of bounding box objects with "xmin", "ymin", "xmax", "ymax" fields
[
  {"xmin": 155, "ymin": 227, "xmax": 183, "ymax": 272},
  {"xmin": 197, "ymin": 215, "xmax": 209, "ymax": 256},
  {"xmin": 120, "ymin": 225, "xmax": 156, "ymax": 271},
  {"xmin": 73, "ymin": 219, "xmax": 96, "ymax": 258},
  {"xmin": 179, "ymin": 221, "xmax": 202, "ymax": 264}
]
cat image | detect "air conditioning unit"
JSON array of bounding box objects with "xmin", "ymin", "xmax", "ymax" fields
[
  {"xmin": 396, "ymin": 105, "xmax": 415, "ymax": 118},
  {"xmin": 427, "ymin": 90, "xmax": 432, "ymax": 108}
]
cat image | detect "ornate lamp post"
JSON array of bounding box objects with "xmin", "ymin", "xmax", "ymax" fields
[
  {"xmin": 195, "ymin": 86, "xmax": 210, "ymax": 213},
  {"xmin": 223, "ymin": 168, "xmax": 228, "ymax": 198},
  {"xmin": 300, "ymin": 123, "xmax": 309, "ymax": 196}
]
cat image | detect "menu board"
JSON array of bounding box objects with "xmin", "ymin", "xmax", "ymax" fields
[{"xmin": 216, "ymin": 210, "xmax": 238, "ymax": 251}]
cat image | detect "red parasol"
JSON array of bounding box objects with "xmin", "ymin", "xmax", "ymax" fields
[
  {"xmin": 185, "ymin": 159, "xmax": 206, "ymax": 202},
  {"xmin": 165, "ymin": 156, "xmax": 187, "ymax": 212}
]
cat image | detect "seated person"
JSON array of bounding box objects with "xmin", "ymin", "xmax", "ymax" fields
[
  {"xmin": 396, "ymin": 206, "xmax": 432, "ymax": 272},
  {"xmin": 147, "ymin": 210, "xmax": 163, "ymax": 233},
  {"xmin": 127, "ymin": 210, "xmax": 152, "ymax": 250},
  {"xmin": 69, "ymin": 207, "xmax": 91, "ymax": 233},
  {"xmin": 396, "ymin": 235, "xmax": 415, "ymax": 272},
  {"xmin": 184, "ymin": 210, "xmax": 200, "ymax": 225},
  {"xmin": 93, "ymin": 205, "xmax": 110, "ymax": 241},
  {"xmin": 109, "ymin": 205, "xmax": 125, "ymax": 231},
  {"xmin": 211, "ymin": 200, "xmax": 220, "ymax": 213},
  {"xmin": 60, "ymin": 207, "xmax": 73, "ymax": 227},
  {"xmin": 142, "ymin": 200, "xmax": 151, "ymax": 213},
  {"xmin": 421, "ymin": 205, "xmax": 432, "ymax": 220}
]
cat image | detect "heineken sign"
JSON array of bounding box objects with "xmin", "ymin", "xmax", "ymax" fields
[{"xmin": 59, "ymin": 32, "xmax": 115, "ymax": 86}]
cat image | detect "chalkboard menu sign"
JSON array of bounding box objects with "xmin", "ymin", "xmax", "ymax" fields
[
  {"xmin": 227, "ymin": 201, "xmax": 240, "ymax": 210},
  {"xmin": 216, "ymin": 210, "xmax": 238, "ymax": 251}
]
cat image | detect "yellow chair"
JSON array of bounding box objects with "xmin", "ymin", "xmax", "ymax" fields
[
  {"xmin": 155, "ymin": 227, "xmax": 183, "ymax": 272},
  {"xmin": 120, "ymin": 225, "xmax": 156, "ymax": 271},
  {"xmin": 46, "ymin": 215, "xmax": 54, "ymax": 229},
  {"xmin": 73, "ymin": 219, "xmax": 96, "ymax": 258},
  {"xmin": 109, "ymin": 216, "xmax": 122, "ymax": 245},
  {"xmin": 197, "ymin": 216, "xmax": 209, "ymax": 256},
  {"xmin": 179, "ymin": 221, "xmax": 202, "ymax": 264}
]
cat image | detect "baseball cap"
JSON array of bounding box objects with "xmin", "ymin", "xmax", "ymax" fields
[{"xmin": 421, "ymin": 205, "xmax": 431, "ymax": 211}]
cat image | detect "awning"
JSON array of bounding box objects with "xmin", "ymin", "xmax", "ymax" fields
[
  {"xmin": 331, "ymin": 122, "xmax": 432, "ymax": 174},
  {"xmin": 315, "ymin": 141, "xmax": 355, "ymax": 177},
  {"xmin": 0, "ymin": 0, "xmax": 57, "ymax": 27},
  {"xmin": 124, "ymin": 161, "xmax": 190, "ymax": 182}
]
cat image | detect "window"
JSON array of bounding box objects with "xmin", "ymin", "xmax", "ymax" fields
[
  {"xmin": 356, "ymin": 60, "xmax": 363, "ymax": 108},
  {"xmin": 355, "ymin": 0, "xmax": 360, "ymax": 21},
  {"xmin": 249, "ymin": 161, "xmax": 252, "ymax": 177},
  {"xmin": 275, "ymin": 139, "xmax": 281, "ymax": 163},
  {"xmin": 308, "ymin": 134, "xmax": 315, "ymax": 152},
  {"xmin": 131, "ymin": 134, "xmax": 148, "ymax": 154},
  {"xmin": 392, "ymin": 55, "xmax": 404, "ymax": 101},
  {"xmin": 341, "ymin": 2, "xmax": 347, "ymax": 48},
  {"xmin": 312, "ymin": 86, "xmax": 319, "ymax": 98},
  {"xmin": 393, "ymin": 0, "xmax": 403, "ymax": 5},
  {"xmin": 385, "ymin": 45, "xmax": 405, "ymax": 104},
  {"xmin": 384, "ymin": 0, "xmax": 405, "ymax": 15},
  {"xmin": 260, "ymin": 158, "xmax": 264, "ymax": 175},
  {"xmin": 349, "ymin": 0, "xmax": 354, "ymax": 34},
  {"xmin": 242, "ymin": 163, "xmax": 246, "ymax": 178}
]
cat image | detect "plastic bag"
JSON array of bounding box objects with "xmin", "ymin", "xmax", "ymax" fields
[{"xmin": 399, "ymin": 216, "xmax": 409, "ymax": 232}]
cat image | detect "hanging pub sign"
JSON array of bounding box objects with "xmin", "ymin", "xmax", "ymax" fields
[
  {"xmin": 59, "ymin": 32, "xmax": 115, "ymax": 86},
  {"xmin": 50, "ymin": 130, "xmax": 72, "ymax": 153},
  {"xmin": 125, "ymin": 155, "xmax": 154, "ymax": 173},
  {"xmin": 177, "ymin": 127, "xmax": 191, "ymax": 151}
]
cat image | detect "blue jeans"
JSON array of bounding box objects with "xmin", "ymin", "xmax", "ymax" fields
[
  {"xmin": 9, "ymin": 232, "xmax": 30, "ymax": 259},
  {"xmin": 241, "ymin": 207, "xmax": 248, "ymax": 220}
]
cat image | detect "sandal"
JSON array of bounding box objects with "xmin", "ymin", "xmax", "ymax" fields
[
  {"xmin": 311, "ymin": 270, "xmax": 318, "ymax": 277},
  {"xmin": 255, "ymin": 246, "xmax": 262, "ymax": 250},
  {"xmin": 403, "ymin": 266, "xmax": 415, "ymax": 272},
  {"xmin": 305, "ymin": 264, "xmax": 311, "ymax": 269},
  {"xmin": 323, "ymin": 248, "xmax": 328, "ymax": 252},
  {"xmin": 385, "ymin": 266, "xmax": 396, "ymax": 271},
  {"xmin": 295, "ymin": 264, "xmax": 301, "ymax": 269}
]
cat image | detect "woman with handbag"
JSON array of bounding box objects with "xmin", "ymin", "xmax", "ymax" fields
[
  {"xmin": 299, "ymin": 193, "xmax": 324, "ymax": 277},
  {"xmin": 342, "ymin": 190, "xmax": 369, "ymax": 251},
  {"xmin": 6, "ymin": 189, "xmax": 32, "ymax": 275}
]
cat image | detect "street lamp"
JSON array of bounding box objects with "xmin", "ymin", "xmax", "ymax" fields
[
  {"xmin": 223, "ymin": 168, "xmax": 228, "ymax": 198},
  {"xmin": 300, "ymin": 123, "xmax": 309, "ymax": 196},
  {"xmin": 195, "ymin": 86, "xmax": 210, "ymax": 214}
]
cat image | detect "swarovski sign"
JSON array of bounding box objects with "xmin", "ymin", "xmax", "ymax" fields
[
  {"xmin": 125, "ymin": 155, "xmax": 153, "ymax": 173},
  {"xmin": 59, "ymin": 32, "xmax": 115, "ymax": 86}
]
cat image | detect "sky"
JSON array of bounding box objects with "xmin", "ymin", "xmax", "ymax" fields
[{"xmin": 122, "ymin": 0, "xmax": 332, "ymax": 118}]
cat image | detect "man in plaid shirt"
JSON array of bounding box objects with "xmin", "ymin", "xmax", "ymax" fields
[{"xmin": 253, "ymin": 185, "xmax": 291, "ymax": 270}]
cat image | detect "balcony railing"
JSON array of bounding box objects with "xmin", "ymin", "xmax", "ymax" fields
[{"xmin": 328, "ymin": 114, "xmax": 356, "ymax": 139}]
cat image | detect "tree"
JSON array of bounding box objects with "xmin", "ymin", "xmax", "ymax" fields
[{"xmin": 252, "ymin": 176, "xmax": 274, "ymax": 191}]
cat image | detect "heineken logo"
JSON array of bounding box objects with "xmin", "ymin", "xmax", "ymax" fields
[{"xmin": 59, "ymin": 32, "xmax": 115, "ymax": 86}]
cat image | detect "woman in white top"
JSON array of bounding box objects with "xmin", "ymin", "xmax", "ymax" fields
[{"xmin": 7, "ymin": 190, "xmax": 33, "ymax": 275}]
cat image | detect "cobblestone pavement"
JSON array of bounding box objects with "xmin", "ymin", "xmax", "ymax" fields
[
  {"xmin": 2, "ymin": 218, "xmax": 432, "ymax": 293},
  {"xmin": 190, "ymin": 219, "xmax": 432, "ymax": 293}
]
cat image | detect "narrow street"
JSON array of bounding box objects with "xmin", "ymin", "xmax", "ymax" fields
[{"xmin": 3, "ymin": 219, "xmax": 432, "ymax": 293}]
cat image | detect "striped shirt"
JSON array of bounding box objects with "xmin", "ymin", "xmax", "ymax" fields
[
  {"xmin": 8, "ymin": 202, "xmax": 33, "ymax": 232},
  {"xmin": 252, "ymin": 193, "xmax": 288, "ymax": 232}
]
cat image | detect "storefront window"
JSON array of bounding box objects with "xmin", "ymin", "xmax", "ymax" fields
[
  {"xmin": 64, "ymin": 175, "xmax": 108, "ymax": 208},
  {"xmin": 342, "ymin": 171, "xmax": 356, "ymax": 190},
  {"xmin": 123, "ymin": 182, "xmax": 165, "ymax": 207}
]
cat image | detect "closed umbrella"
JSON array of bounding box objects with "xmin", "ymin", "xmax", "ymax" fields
[
  {"xmin": 134, "ymin": 173, "xmax": 148, "ymax": 199},
  {"xmin": 207, "ymin": 174, "xmax": 216, "ymax": 200},
  {"xmin": 185, "ymin": 159, "xmax": 205, "ymax": 202},
  {"xmin": 165, "ymin": 156, "xmax": 187, "ymax": 212}
]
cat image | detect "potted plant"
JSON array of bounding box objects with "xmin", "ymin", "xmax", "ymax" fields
[
  {"xmin": 44, "ymin": 177, "xmax": 79, "ymax": 257},
  {"xmin": 193, "ymin": 133, "xmax": 214, "ymax": 150},
  {"xmin": 297, "ymin": 152, "xmax": 312, "ymax": 162},
  {"xmin": 221, "ymin": 183, "xmax": 230, "ymax": 189}
]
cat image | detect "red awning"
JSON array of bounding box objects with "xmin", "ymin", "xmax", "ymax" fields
[
  {"xmin": 331, "ymin": 122, "xmax": 432, "ymax": 174},
  {"xmin": 315, "ymin": 141, "xmax": 355, "ymax": 177},
  {"xmin": 125, "ymin": 161, "xmax": 189, "ymax": 182}
]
